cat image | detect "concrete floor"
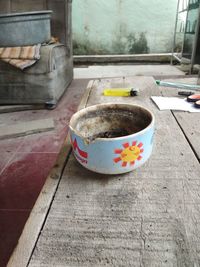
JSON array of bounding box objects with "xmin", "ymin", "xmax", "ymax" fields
[
  {"xmin": 74, "ymin": 64, "xmax": 185, "ymax": 79},
  {"xmin": 0, "ymin": 64, "xmax": 186, "ymax": 267},
  {"xmin": 0, "ymin": 79, "xmax": 89, "ymax": 267}
]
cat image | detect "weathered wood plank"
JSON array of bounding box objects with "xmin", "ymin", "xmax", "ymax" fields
[
  {"xmin": 173, "ymin": 112, "xmax": 200, "ymax": 160},
  {"xmin": 0, "ymin": 0, "xmax": 11, "ymax": 13},
  {"xmin": 29, "ymin": 77, "xmax": 200, "ymax": 267},
  {"xmin": 158, "ymin": 77, "xmax": 200, "ymax": 161},
  {"xmin": 47, "ymin": 0, "xmax": 66, "ymax": 44},
  {"xmin": 10, "ymin": 0, "xmax": 46, "ymax": 12},
  {"xmin": 7, "ymin": 80, "xmax": 94, "ymax": 267},
  {"xmin": 0, "ymin": 118, "xmax": 54, "ymax": 140}
]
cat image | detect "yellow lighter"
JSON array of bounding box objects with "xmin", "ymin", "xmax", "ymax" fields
[{"xmin": 103, "ymin": 88, "xmax": 139, "ymax": 97}]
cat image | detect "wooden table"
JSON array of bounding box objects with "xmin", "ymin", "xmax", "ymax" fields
[{"xmin": 19, "ymin": 77, "xmax": 200, "ymax": 266}]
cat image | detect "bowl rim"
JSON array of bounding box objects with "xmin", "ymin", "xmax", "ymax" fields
[{"xmin": 69, "ymin": 103, "xmax": 155, "ymax": 142}]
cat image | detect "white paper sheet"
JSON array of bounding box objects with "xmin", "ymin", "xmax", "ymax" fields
[{"xmin": 151, "ymin": 96, "xmax": 200, "ymax": 113}]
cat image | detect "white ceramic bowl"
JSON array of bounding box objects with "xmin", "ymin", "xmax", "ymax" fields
[{"xmin": 69, "ymin": 103, "xmax": 155, "ymax": 174}]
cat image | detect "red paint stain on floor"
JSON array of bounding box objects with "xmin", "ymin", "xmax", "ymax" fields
[
  {"xmin": 0, "ymin": 79, "xmax": 88, "ymax": 267},
  {"xmin": 0, "ymin": 152, "xmax": 58, "ymax": 210}
]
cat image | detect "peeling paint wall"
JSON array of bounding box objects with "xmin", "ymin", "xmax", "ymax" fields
[{"xmin": 72, "ymin": 0, "xmax": 178, "ymax": 55}]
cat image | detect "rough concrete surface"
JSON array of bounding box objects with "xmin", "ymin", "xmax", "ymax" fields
[
  {"xmin": 29, "ymin": 77, "xmax": 200, "ymax": 267},
  {"xmin": 74, "ymin": 64, "xmax": 184, "ymax": 79}
]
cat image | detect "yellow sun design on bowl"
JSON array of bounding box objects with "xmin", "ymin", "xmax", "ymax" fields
[{"xmin": 113, "ymin": 141, "xmax": 144, "ymax": 167}]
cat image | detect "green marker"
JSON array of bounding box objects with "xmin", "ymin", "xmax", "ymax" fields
[{"xmin": 155, "ymin": 80, "xmax": 200, "ymax": 91}]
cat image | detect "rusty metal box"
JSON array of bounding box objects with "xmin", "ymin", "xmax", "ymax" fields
[{"xmin": 0, "ymin": 11, "xmax": 52, "ymax": 47}]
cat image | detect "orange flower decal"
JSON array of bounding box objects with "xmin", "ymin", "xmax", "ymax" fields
[{"xmin": 113, "ymin": 141, "xmax": 144, "ymax": 167}]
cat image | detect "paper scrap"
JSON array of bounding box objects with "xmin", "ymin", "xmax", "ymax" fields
[{"xmin": 151, "ymin": 96, "xmax": 200, "ymax": 113}]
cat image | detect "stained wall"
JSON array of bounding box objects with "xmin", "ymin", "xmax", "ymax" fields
[{"xmin": 72, "ymin": 0, "xmax": 178, "ymax": 54}]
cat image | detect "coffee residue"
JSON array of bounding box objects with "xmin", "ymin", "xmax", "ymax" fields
[{"xmin": 89, "ymin": 128, "xmax": 130, "ymax": 140}]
